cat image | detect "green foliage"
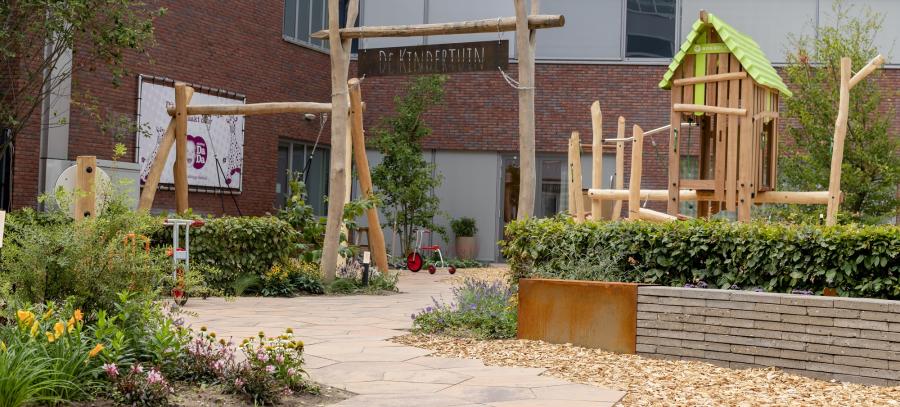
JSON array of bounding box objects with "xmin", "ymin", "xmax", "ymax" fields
[
  {"xmin": 260, "ymin": 264, "xmax": 295, "ymax": 297},
  {"xmin": 277, "ymin": 173, "xmax": 326, "ymax": 260},
  {"xmin": 412, "ymin": 279, "xmax": 517, "ymax": 339},
  {"xmin": 327, "ymin": 261, "xmax": 399, "ymax": 294},
  {"xmin": 371, "ymin": 75, "xmax": 448, "ymax": 254},
  {"xmin": 189, "ymin": 216, "xmax": 300, "ymax": 291},
  {"xmin": 780, "ymin": 0, "xmax": 900, "ymax": 223},
  {"xmin": 501, "ymin": 217, "xmax": 900, "ymax": 299},
  {"xmin": 423, "ymin": 256, "xmax": 483, "ymax": 269},
  {"xmin": 0, "ymin": 0, "xmax": 164, "ymax": 146},
  {"xmin": 230, "ymin": 329, "xmax": 314, "ymax": 405},
  {"xmin": 450, "ymin": 217, "xmax": 478, "ymax": 237},
  {"xmin": 1, "ymin": 208, "xmax": 167, "ymax": 312}
]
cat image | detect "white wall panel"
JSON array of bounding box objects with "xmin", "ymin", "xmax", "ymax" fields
[
  {"xmin": 360, "ymin": 0, "xmax": 425, "ymax": 49},
  {"xmin": 820, "ymin": 0, "xmax": 899, "ymax": 65},
  {"xmin": 427, "ymin": 0, "xmax": 516, "ymax": 58},
  {"xmin": 538, "ymin": 0, "xmax": 623, "ymax": 60}
]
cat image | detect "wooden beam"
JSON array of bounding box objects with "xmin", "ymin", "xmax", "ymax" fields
[
  {"xmin": 737, "ymin": 77, "xmax": 754, "ymax": 221},
  {"xmin": 166, "ymin": 102, "xmax": 332, "ymax": 116},
  {"xmin": 174, "ymin": 83, "xmax": 190, "ymax": 214},
  {"xmin": 589, "ymin": 189, "xmax": 829, "ymax": 205},
  {"xmin": 139, "ymin": 89, "xmax": 194, "ymax": 212},
  {"xmin": 348, "ymin": 78, "xmax": 389, "ymax": 275},
  {"xmin": 321, "ymin": 0, "xmax": 358, "ymax": 283},
  {"xmin": 680, "ymin": 179, "xmax": 715, "ymax": 190},
  {"xmin": 571, "ymin": 131, "xmax": 584, "ymax": 222},
  {"xmin": 826, "ymin": 57, "xmax": 851, "ymax": 226},
  {"xmin": 590, "ymin": 101, "xmax": 602, "ymax": 220},
  {"xmin": 74, "ymin": 156, "xmax": 97, "ymax": 220},
  {"xmin": 848, "ymin": 54, "xmax": 885, "ymax": 89},
  {"xmin": 673, "ymin": 71, "xmax": 747, "ymax": 86},
  {"xmin": 611, "ymin": 116, "xmax": 625, "ymax": 220},
  {"xmin": 637, "ymin": 208, "xmax": 678, "ymax": 222},
  {"xmin": 628, "ymin": 125, "xmax": 644, "ymax": 220},
  {"xmin": 515, "ymin": 0, "xmax": 536, "ymax": 220},
  {"xmin": 673, "ymin": 104, "xmax": 747, "ymax": 116},
  {"xmin": 310, "ymin": 14, "xmax": 564, "ymax": 39}
]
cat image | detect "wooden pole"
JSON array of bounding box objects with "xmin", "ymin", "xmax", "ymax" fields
[
  {"xmin": 590, "ymin": 101, "xmax": 603, "ymax": 220},
  {"xmin": 567, "ymin": 134, "xmax": 576, "ymax": 216},
  {"xmin": 174, "ymin": 83, "xmax": 191, "ymax": 214},
  {"xmin": 348, "ymin": 79, "xmax": 389, "ymax": 274},
  {"xmin": 166, "ymin": 102, "xmax": 332, "ymax": 116},
  {"xmin": 310, "ymin": 15, "xmax": 564, "ymax": 39},
  {"xmin": 514, "ymin": 0, "xmax": 536, "ymax": 220},
  {"xmin": 570, "ymin": 131, "xmax": 584, "ymax": 222},
  {"xmin": 139, "ymin": 89, "xmax": 195, "ymax": 211},
  {"xmin": 629, "ymin": 125, "xmax": 644, "ymax": 220},
  {"xmin": 74, "ymin": 156, "xmax": 97, "ymax": 220},
  {"xmin": 826, "ymin": 57, "xmax": 851, "ymax": 226},
  {"xmin": 321, "ymin": 0, "xmax": 359, "ymax": 282},
  {"xmin": 638, "ymin": 207, "xmax": 678, "ymax": 222},
  {"xmin": 611, "ymin": 116, "xmax": 625, "ymax": 220}
]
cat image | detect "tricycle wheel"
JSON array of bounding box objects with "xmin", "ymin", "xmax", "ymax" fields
[
  {"xmin": 448, "ymin": 266, "xmax": 456, "ymax": 275},
  {"xmin": 427, "ymin": 265, "xmax": 436, "ymax": 274},
  {"xmin": 407, "ymin": 252, "xmax": 423, "ymax": 272}
]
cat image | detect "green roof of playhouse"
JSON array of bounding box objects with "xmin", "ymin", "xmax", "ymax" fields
[{"xmin": 658, "ymin": 12, "xmax": 792, "ymax": 97}]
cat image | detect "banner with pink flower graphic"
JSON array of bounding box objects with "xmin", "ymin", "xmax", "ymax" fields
[{"xmin": 136, "ymin": 76, "xmax": 245, "ymax": 191}]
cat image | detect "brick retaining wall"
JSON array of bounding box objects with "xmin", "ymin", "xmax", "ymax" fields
[{"xmin": 636, "ymin": 286, "xmax": 900, "ymax": 385}]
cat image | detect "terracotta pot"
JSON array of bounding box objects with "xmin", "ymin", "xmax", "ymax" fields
[{"xmin": 455, "ymin": 236, "xmax": 477, "ymax": 260}]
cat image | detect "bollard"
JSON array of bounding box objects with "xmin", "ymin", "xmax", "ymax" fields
[{"xmin": 362, "ymin": 251, "xmax": 371, "ymax": 286}]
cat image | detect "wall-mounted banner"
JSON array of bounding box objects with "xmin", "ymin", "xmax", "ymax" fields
[
  {"xmin": 137, "ymin": 77, "xmax": 245, "ymax": 190},
  {"xmin": 358, "ymin": 40, "xmax": 509, "ymax": 77}
]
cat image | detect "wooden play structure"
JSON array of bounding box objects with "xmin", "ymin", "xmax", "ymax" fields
[
  {"xmin": 573, "ymin": 11, "xmax": 884, "ymax": 226},
  {"xmin": 137, "ymin": 82, "xmax": 389, "ymax": 277},
  {"xmin": 311, "ymin": 0, "xmax": 563, "ymax": 279}
]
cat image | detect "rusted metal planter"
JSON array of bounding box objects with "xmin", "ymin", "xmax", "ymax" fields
[{"xmin": 517, "ymin": 279, "xmax": 638, "ymax": 354}]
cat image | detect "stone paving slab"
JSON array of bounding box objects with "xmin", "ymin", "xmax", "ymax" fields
[{"xmin": 184, "ymin": 272, "xmax": 625, "ymax": 406}]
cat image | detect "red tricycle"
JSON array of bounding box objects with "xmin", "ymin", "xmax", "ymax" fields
[{"xmin": 406, "ymin": 229, "xmax": 456, "ymax": 275}]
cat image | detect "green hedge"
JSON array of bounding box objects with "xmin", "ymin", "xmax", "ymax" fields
[
  {"xmin": 500, "ymin": 217, "xmax": 900, "ymax": 299},
  {"xmin": 187, "ymin": 216, "xmax": 300, "ymax": 286}
]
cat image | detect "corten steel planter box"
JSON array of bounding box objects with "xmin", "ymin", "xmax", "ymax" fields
[
  {"xmin": 455, "ymin": 236, "xmax": 477, "ymax": 260},
  {"xmin": 517, "ymin": 278, "xmax": 638, "ymax": 354}
]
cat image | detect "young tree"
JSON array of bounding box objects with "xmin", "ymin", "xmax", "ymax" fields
[
  {"xmin": 0, "ymin": 0, "xmax": 164, "ymax": 152},
  {"xmin": 371, "ymin": 75, "xmax": 447, "ymax": 255},
  {"xmin": 780, "ymin": 1, "xmax": 900, "ymax": 223}
]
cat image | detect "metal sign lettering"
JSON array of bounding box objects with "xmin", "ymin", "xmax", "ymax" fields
[{"xmin": 358, "ymin": 40, "xmax": 509, "ymax": 77}]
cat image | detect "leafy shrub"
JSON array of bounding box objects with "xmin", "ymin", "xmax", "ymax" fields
[
  {"xmin": 230, "ymin": 329, "xmax": 313, "ymax": 404},
  {"xmin": 501, "ymin": 217, "xmax": 900, "ymax": 299},
  {"xmin": 189, "ymin": 216, "xmax": 300, "ymax": 290},
  {"xmin": 277, "ymin": 174, "xmax": 326, "ymax": 260},
  {"xmin": 412, "ymin": 278, "xmax": 517, "ymax": 339},
  {"xmin": 174, "ymin": 327, "xmax": 234, "ymax": 383},
  {"xmin": 450, "ymin": 217, "xmax": 478, "ymax": 237},
  {"xmin": 285, "ymin": 260, "xmax": 325, "ymax": 295},
  {"xmin": 260, "ymin": 264, "xmax": 294, "ymax": 297},
  {"xmin": 103, "ymin": 363, "xmax": 173, "ymax": 406},
  {"xmin": 1, "ymin": 209, "xmax": 167, "ymax": 311},
  {"xmin": 327, "ymin": 261, "xmax": 399, "ymax": 294}
]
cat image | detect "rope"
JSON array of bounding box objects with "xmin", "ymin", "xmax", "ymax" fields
[
  {"xmin": 499, "ymin": 67, "xmax": 535, "ymax": 90},
  {"xmin": 302, "ymin": 112, "xmax": 330, "ymax": 185}
]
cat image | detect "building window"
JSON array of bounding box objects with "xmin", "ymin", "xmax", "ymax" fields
[
  {"xmin": 625, "ymin": 0, "xmax": 677, "ymax": 59},
  {"xmin": 275, "ymin": 140, "xmax": 329, "ymax": 216},
  {"xmin": 283, "ymin": 0, "xmax": 329, "ymax": 50}
]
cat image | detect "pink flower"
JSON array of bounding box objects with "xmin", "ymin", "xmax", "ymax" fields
[
  {"xmin": 146, "ymin": 368, "xmax": 165, "ymax": 385},
  {"xmin": 257, "ymin": 352, "xmax": 269, "ymax": 363},
  {"xmin": 265, "ymin": 365, "xmax": 276, "ymax": 373},
  {"xmin": 102, "ymin": 363, "xmax": 119, "ymax": 378},
  {"xmin": 287, "ymin": 368, "xmax": 297, "ymax": 377},
  {"xmin": 131, "ymin": 364, "xmax": 144, "ymax": 374},
  {"xmin": 233, "ymin": 378, "xmax": 244, "ymax": 389},
  {"xmin": 276, "ymin": 354, "xmax": 285, "ymax": 364}
]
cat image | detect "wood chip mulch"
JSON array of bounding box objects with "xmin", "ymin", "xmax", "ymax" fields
[{"xmin": 392, "ymin": 333, "xmax": 900, "ymax": 407}]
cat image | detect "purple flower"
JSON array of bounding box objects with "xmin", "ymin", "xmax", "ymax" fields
[
  {"xmin": 276, "ymin": 354, "xmax": 285, "ymax": 364},
  {"xmin": 265, "ymin": 365, "xmax": 276, "ymax": 373},
  {"xmin": 257, "ymin": 352, "xmax": 269, "ymax": 362}
]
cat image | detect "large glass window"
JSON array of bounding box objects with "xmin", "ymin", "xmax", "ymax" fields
[
  {"xmin": 284, "ymin": 0, "xmax": 359, "ymax": 52},
  {"xmin": 275, "ymin": 141, "xmax": 329, "ymax": 216},
  {"xmin": 626, "ymin": 0, "xmax": 677, "ymax": 58}
]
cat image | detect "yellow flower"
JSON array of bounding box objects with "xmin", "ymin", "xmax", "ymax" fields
[
  {"xmin": 54, "ymin": 322, "xmax": 65, "ymax": 338},
  {"xmin": 42, "ymin": 308, "xmax": 54, "ymax": 321},
  {"xmin": 209, "ymin": 332, "xmax": 216, "ymax": 338},
  {"xmin": 285, "ymin": 328, "xmax": 294, "ymax": 334},
  {"xmin": 200, "ymin": 326, "xmax": 207, "ymax": 332},
  {"xmin": 17, "ymin": 310, "xmax": 35, "ymax": 326},
  {"xmin": 0, "ymin": 341, "xmax": 6, "ymax": 352},
  {"xmin": 88, "ymin": 344, "xmax": 104, "ymax": 358},
  {"xmin": 67, "ymin": 318, "xmax": 75, "ymax": 332},
  {"xmin": 73, "ymin": 309, "xmax": 83, "ymax": 322},
  {"xmin": 46, "ymin": 332, "xmax": 56, "ymax": 343},
  {"xmin": 30, "ymin": 321, "xmax": 39, "ymax": 337}
]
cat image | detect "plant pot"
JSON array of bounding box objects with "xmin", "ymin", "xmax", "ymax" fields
[{"xmin": 455, "ymin": 236, "xmax": 477, "ymax": 260}]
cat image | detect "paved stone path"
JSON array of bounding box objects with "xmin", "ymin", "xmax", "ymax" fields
[{"xmin": 184, "ymin": 272, "xmax": 625, "ymax": 406}]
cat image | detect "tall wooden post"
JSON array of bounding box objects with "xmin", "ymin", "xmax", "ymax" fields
[
  {"xmin": 348, "ymin": 78, "xmax": 389, "ymax": 274},
  {"xmin": 628, "ymin": 125, "xmax": 644, "ymax": 220},
  {"xmin": 590, "ymin": 101, "xmax": 603, "ymax": 220},
  {"xmin": 611, "ymin": 116, "xmax": 626, "ymax": 220},
  {"xmin": 514, "ymin": 0, "xmax": 536, "ymax": 220},
  {"xmin": 321, "ymin": 0, "xmax": 359, "ymax": 282},
  {"xmin": 74, "ymin": 155, "xmax": 97, "ymax": 220},
  {"xmin": 826, "ymin": 58, "xmax": 851, "ymax": 226},
  {"xmin": 174, "ymin": 83, "xmax": 191, "ymax": 214}
]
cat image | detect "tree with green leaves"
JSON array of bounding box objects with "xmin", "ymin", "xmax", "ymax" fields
[
  {"xmin": 780, "ymin": 1, "xmax": 899, "ymax": 224},
  {"xmin": 371, "ymin": 75, "xmax": 447, "ymax": 255},
  {"xmin": 0, "ymin": 0, "xmax": 164, "ymax": 152}
]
